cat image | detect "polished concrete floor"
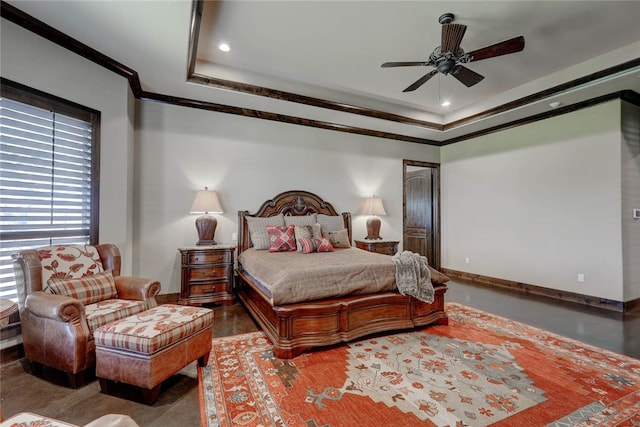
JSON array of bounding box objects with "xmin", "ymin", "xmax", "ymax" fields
[{"xmin": 1, "ymin": 279, "xmax": 638, "ymax": 426}]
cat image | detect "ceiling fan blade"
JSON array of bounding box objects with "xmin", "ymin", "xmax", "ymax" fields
[
  {"xmin": 402, "ymin": 70, "xmax": 438, "ymax": 92},
  {"xmin": 381, "ymin": 61, "xmax": 426, "ymax": 68},
  {"xmin": 441, "ymin": 23, "xmax": 467, "ymax": 53},
  {"xmin": 450, "ymin": 65, "xmax": 484, "ymax": 87},
  {"xmin": 467, "ymin": 35, "xmax": 525, "ymax": 62}
]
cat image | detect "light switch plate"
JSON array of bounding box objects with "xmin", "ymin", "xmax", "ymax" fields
[{"xmin": 634, "ymin": 209, "xmax": 640, "ymax": 219}]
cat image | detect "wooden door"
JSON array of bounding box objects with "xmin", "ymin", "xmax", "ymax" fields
[{"xmin": 403, "ymin": 160, "xmax": 440, "ymax": 269}]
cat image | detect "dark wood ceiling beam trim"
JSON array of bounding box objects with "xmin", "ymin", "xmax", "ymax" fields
[
  {"xmin": 621, "ymin": 90, "xmax": 640, "ymax": 106},
  {"xmin": 187, "ymin": 73, "xmax": 444, "ymax": 131},
  {"xmin": 186, "ymin": 0, "xmax": 203, "ymax": 78},
  {"xmin": 442, "ymin": 91, "xmax": 626, "ymax": 145},
  {"xmin": 140, "ymin": 91, "xmax": 439, "ymax": 145},
  {"xmin": 445, "ymin": 58, "xmax": 640, "ymax": 130},
  {"xmin": 1, "ymin": 1, "xmax": 142, "ymax": 97}
]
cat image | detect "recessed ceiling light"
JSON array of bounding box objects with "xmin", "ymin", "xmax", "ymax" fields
[
  {"xmin": 218, "ymin": 43, "xmax": 230, "ymax": 52},
  {"xmin": 441, "ymin": 101, "xmax": 451, "ymax": 107}
]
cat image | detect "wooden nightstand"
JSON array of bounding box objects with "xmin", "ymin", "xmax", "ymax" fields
[
  {"xmin": 178, "ymin": 245, "xmax": 235, "ymax": 306},
  {"xmin": 355, "ymin": 239, "xmax": 399, "ymax": 256}
]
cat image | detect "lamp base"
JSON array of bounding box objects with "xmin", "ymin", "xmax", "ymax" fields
[
  {"xmin": 365, "ymin": 216, "xmax": 382, "ymax": 240},
  {"xmin": 195, "ymin": 215, "xmax": 218, "ymax": 246},
  {"xmin": 196, "ymin": 239, "xmax": 218, "ymax": 246}
]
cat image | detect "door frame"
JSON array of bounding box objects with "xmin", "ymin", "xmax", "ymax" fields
[{"xmin": 402, "ymin": 159, "xmax": 441, "ymax": 270}]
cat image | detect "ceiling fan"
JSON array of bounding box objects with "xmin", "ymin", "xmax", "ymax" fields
[{"xmin": 382, "ymin": 13, "xmax": 525, "ymax": 92}]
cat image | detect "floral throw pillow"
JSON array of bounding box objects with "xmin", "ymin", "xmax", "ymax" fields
[
  {"xmin": 38, "ymin": 244, "xmax": 105, "ymax": 285},
  {"xmin": 266, "ymin": 225, "xmax": 297, "ymax": 252}
]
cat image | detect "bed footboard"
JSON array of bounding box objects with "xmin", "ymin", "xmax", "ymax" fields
[{"xmin": 236, "ymin": 269, "xmax": 447, "ymax": 359}]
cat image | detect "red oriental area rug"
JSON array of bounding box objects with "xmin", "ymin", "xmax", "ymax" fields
[{"xmin": 198, "ymin": 302, "xmax": 639, "ymax": 426}]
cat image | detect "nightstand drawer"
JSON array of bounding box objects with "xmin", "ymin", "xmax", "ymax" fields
[
  {"xmin": 188, "ymin": 266, "xmax": 230, "ymax": 281},
  {"xmin": 355, "ymin": 240, "xmax": 399, "ymax": 256},
  {"xmin": 189, "ymin": 282, "xmax": 227, "ymax": 296},
  {"xmin": 189, "ymin": 251, "xmax": 230, "ymax": 264},
  {"xmin": 370, "ymin": 245, "xmax": 393, "ymax": 254}
]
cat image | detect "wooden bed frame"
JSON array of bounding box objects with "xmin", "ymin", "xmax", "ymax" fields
[{"xmin": 236, "ymin": 190, "xmax": 448, "ymax": 358}]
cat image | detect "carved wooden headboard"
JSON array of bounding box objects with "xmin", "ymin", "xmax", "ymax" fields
[{"xmin": 237, "ymin": 190, "xmax": 352, "ymax": 255}]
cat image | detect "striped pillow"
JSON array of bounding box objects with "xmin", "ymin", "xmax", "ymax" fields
[
  {"xmin": 299, "ymin": 237, "xmax": 335, "ymax": 254},
  {"xmin": 284, "ymin": 214, "xmax": 317, "ymax": 226},
  {"xmin": 317, "ymin": 214, "xmax": 344, "ymax": 234},
  {"xmin": 247, "ymin": 214, "xmax": 285, "ymax": 250},
  {"xmin": 48, "ymin": 270, "xmax": 118, "ymax": 305}
]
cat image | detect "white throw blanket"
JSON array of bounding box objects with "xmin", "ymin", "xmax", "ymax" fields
[{"xmin": 391, "ymin": 251, "xmax": 434, "ymax": 303}]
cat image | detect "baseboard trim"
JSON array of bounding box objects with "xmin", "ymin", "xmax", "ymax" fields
[{"xmin": 441, "ymin": 268, "xmax": 639, "ymax": 313}]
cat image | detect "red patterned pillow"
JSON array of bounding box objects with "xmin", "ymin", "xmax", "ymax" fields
[
  {"xmin": 317, "ymin": 238, "xmax": 334, "ymax": 252},
  {"xmin": 299, "ymin": 237, "xmax": 335, "ymax": 254},
  {"xmin": 266, "ymin": 225, "xmax": 297, "ymax": 252}
]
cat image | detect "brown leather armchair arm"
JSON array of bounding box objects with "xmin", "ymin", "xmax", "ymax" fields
[
  {"xmin": 114, "ymin": 276, "xmax": 161, "ymax": 308},
  {"xmin": 22, "ymin": 292, "xmax": 92, "ymax": 385},
  {"xmin": 25, "ymin": 291, "xmax": 85, "ymax": 323}
]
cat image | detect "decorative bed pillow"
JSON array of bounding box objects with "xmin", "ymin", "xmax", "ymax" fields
[
  {"xmin": 47, "ymin": 270, "xmax": 118, "ymax": 305},
  {"xmin": 317, "ymin": 214, "xmax": 344, "ymax": 234},
  {"xmin": 317, "ymin": 238, "xmax": 335, "ymax": 252},
  {"xmin": 284, "ymin": 214, "xmax": 318, "ymax": 226},
  {"xmin": 266, "ymin": 225, "xmax": 297, "ymax": 252},
  {"xmin": 429, "ymin": 266, "xmax": 450, "ymax": 285},
  {"xmin": 294, "ymin": 224, "xmax": 322, "ymax": 252},
  {"xmin": 247, "ymin": 214, "xmax": 285, "ymax": 250},
  {"xmin": 324, "ymin": 228, "xmax": 350, "ymax": 248},
  {"xmin": 298, "ymin": 238, "xmax": 335, "ymax": 254}
]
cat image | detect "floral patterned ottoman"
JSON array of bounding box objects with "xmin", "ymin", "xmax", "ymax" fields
[{"xmin": 94, "ymin": 304, "xmax": 213, "ymax": 404}]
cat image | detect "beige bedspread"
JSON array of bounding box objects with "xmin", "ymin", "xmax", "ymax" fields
[{"xmin": 238, "ymin": 247, "xmax": 397, "ymax": 305}]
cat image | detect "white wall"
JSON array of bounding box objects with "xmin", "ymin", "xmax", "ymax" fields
[
  {"xmin": 1, "ymin": 19, "xmax": 137, "ymax": 271},
  {"xmin": 134, "ymin": 100, "xmax": 440, "ymax": 294},
  {"xmin": 621, "ymin": 101, "xmax": 640, "ymax": 301},
  {"xmin": 441, "ymin": 101, "xmax": 625, "ymax": 301}
]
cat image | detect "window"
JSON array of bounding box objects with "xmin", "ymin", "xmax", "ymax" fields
[{"xmin": 0, "ymin": 79, "xmax": 100, "ymax": 302}]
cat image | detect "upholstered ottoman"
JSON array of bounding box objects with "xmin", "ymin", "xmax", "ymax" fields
[{"xmin": 94, "ymin": 304, "xmax": 213, "ymax": 404}]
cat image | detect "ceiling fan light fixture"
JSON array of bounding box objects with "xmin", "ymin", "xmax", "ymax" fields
[{"xmin": 437, "ymin": 58, "xmax": 456, "ymax": 75}]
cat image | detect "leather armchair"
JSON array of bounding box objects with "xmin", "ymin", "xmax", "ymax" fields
[{"xmin": 13, "ymin": 244, "xmax": 161, "ymax": 388}]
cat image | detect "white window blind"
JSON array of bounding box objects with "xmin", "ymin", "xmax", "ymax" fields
[{"xmin": 0, "ymin": 90, "xmax": 97, "ymax": 302}]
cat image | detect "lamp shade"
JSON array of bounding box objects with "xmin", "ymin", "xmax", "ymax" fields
[
  {"xmin": 361, "ymin": 196, "xmax": 387, "ymax": 216},
  {"xmin": 190, "ymin": 187, "xmax": 223, "ymax": 214},
  {"xmin": 190, "ymin": 187, "xmax": 223, "ymax": 245}
]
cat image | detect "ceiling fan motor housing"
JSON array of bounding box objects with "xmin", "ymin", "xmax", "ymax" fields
[{"xmin": 438, "ymin": 13, "xmax": 455, "ymax": 25}]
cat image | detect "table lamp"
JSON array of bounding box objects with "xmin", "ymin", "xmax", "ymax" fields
[
  {"xmin": 190, "ymin": 187, "xmax": 223, "ymax": 245},
  {"xmin": 361, "ymin": 196, "xmax": 386, "ymax": 240}
]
